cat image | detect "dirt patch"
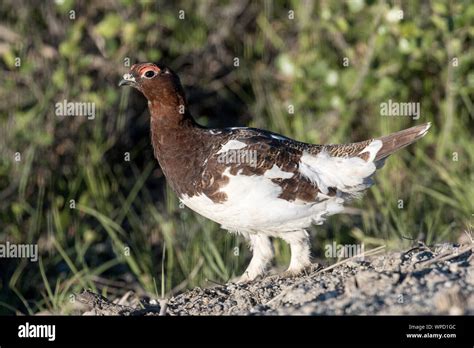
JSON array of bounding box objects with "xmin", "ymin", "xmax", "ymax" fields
[{"xmin": 77, "ymin": 243, "xmax": 473, "ymax": 315}]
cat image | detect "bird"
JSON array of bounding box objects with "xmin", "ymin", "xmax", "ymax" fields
[{"xmin": 119, "ymin": 62, "xmax": 431, "ymax": 282}]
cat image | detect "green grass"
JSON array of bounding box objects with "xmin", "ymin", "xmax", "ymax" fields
[{"xmin": 0, "ymin": 0, "xmax": 472, "ymax": 314}]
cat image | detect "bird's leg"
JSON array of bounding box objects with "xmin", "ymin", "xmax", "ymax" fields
[
  {"xmin": 280, "ymin": 230, "xmax": 313, "ymax": 275},
  {"xmin": 238, "ymin": 234, "xmax": 274, "ymax": 283}
]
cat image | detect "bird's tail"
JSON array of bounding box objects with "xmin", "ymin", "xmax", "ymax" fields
[{"xmin": 374, "ymin": 122, "xmax": 431, "ymax": 161}]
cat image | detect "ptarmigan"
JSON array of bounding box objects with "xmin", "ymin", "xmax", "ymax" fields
[{"xmin": 119, "ymin": 62, "xmax": 431, "ymax": 282}]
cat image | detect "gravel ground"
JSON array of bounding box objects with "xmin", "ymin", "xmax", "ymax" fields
[{"xmin": 78, "ymin": 243, "xmax": 474, "ymax": 315}]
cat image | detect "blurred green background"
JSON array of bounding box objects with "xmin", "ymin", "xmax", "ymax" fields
[{"xmin": 0, "ymin": 0, "xmax": 473, "ymax": 314}]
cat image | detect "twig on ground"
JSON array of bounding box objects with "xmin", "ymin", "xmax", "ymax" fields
[
  {"xmin": 415, "ymin": 244, "xmax": 473, "ymax": 269},
  {"xmin": 76, "ymin": 290, "xmax": 162, "ymax": 316}
]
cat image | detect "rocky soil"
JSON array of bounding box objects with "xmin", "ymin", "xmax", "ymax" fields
[{"xmin": 77, "ymin": 242, "xmax": 474, "ymax": 315}]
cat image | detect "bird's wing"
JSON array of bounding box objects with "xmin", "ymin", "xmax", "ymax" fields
[
  {"xmin": 200, "ymin": 128, "xmax": 377, "ymax": 204},
  {"xmin": 201, "ymin": 123, "xmax": 430, "ymax": 204},
  {"xmin": 199, "ymin": 128, "xmax": 319, "ymax": 204}
]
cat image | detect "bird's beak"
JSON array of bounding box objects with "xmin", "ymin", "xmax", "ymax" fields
[{"xmin": 119, "ymin": 73, "xmax": 136, "ymax": 87}]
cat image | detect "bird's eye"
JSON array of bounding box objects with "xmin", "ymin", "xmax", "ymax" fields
[{"xmin": 144, "ymin": 70, "xmax": 156, "ymax": 78}]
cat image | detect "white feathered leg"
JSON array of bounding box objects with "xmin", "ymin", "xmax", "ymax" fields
[
  {"xmin": 238, "ymin": 234, "xmax": 274, "ymax": 282},
  {"xmin": 280, "ymin": 230, "xmax": 312, "ymax": 274}
]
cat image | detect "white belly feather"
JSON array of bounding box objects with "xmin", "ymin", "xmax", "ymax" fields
[{"xmin": 180, "ymin": 168, "xmax": 344, "ymax": 234}]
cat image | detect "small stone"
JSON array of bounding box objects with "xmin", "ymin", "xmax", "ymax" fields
[
  {"xmin": 449, "ymin": 306, "xmax": 463, "ymax": 315},
  {"xmin": 449, "ymin": 263, "xmax": 459, "ymax": 273}
]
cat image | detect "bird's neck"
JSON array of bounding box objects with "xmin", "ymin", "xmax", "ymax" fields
[
  {"xmin": 148, "ymin": 101, "xmax": 208, "ymax": 195},
  {"xmin": 149, "ymin": 101, "xmax": 198, "ymax": 130}
]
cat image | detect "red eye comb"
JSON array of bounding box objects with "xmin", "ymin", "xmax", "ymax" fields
[{"xmin": 138, "ymin": 64, "xmax": 160, "ymax": 76}]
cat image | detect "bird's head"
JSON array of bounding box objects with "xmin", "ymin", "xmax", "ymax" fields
[{"xmin": 119, "ymin": 62, "xmax": 187, "ymax": 110}]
